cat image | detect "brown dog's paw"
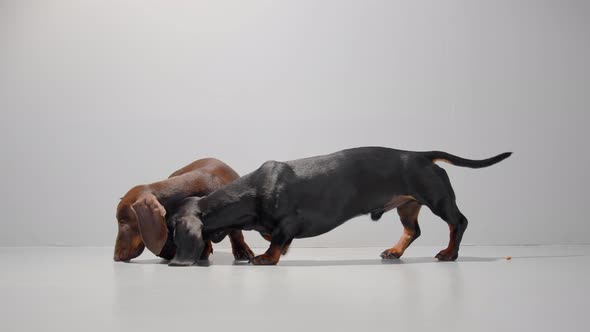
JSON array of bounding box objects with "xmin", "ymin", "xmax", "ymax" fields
[
  {"xmin": 380, "ymin": 249, "xmax": 403, "ymax": 260},
  {"xmin": 435, "ymin": 250, "xmax": 458, "ymax": 261},
  {"xmin": 152, "ymin": 200, "xmax": 166, "ymax": 218},
  {"xmin": 249, "ymin": 254, "xmax": 279, "ymax": 265},
  {"xmin": 233, "ymin": 244, "xmax": 255, "ymax": 261}
]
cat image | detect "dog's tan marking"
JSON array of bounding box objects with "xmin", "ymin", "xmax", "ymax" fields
[
  {"xmin": 250, "ymin": 244, "xmax": 282, "ymax": 265},
  {"xmin": 382, "ymin": 195, "xmax": 416, "ymax": 213},
  {"xmin": 281, "ymin": 243, "xmax": 290, "ymax": 256},
  {"xmin": 433, "ymin": 158, "xmax": 452, "ymax": 164},
  {"xmin": 435, "ymin": 224, "xmax": 458, "ymax": 261},
  {"xmin": 385, "ymin": 230, "xmax": 414, "ymax": 257},
  {"xmin": 260, "ymin": 233, "xmax": 272, "ymax": 242},
  {"xmin": 201, "ymin": 241, "xmax": 213, "ymax": 260},
  {"xmin": 382, "ymin": 200, "xmax": 421, "ymax": 259}
]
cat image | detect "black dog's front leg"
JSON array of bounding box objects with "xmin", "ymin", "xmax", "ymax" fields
[
  {"xmin": 169, "ymin": 215, "xmax": 206, "ymax": 266},
  {"xmin": 250, "ymin": 236, "xmax": 291, "ymax": 265},
  {"xmin": 250, "ymin": 218, "xmax": 298, "ymax": 265}
]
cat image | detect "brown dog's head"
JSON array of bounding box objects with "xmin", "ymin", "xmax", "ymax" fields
[
  {"xmin": 114, "ymin": 186, "xmax": 170, "ymax": 262},
  {"xmin": 113, "ymin": 201, "xmax": 144, "ymax": 261}
]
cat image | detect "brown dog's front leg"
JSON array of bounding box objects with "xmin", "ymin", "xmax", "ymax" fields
[
  {"xmin": 228, "ymin": 230, "xmax": 255, "ymax": 261},
  {"xmin": 200, "ymin": 241, "xmax": 213, "ymax": 260}
]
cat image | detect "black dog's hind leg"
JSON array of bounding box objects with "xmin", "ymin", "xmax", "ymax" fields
[
  {"xmin": 434, "ymin": 208, "xmax": 468, "ymax": 261},
  {"xmin": 423, "ymin": 166, "xmax": 468, "ymax": 261},
  {"xmin": 381, "ymin": 201, "xmax": 422, "ymax": 259}
]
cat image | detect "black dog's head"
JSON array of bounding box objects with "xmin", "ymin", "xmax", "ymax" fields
[
  {"xmin": 167, "ymin": 197, "xmax": 206, "ymax": 266},
  {"xmin": 166, "ymin": 180, "xmax": 258, "ymax": 266},
  {"xmin": 126, "ymin": 195, "xmax": 205, "ymax": 265}
]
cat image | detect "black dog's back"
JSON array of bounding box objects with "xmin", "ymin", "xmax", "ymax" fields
[
  {"xmin": 259, "ymin": 148, "xmax": 420, "ymax": 233},
  {"xmin": 252, "ymin": 147, "xmax": 510, "ymax": 239}
]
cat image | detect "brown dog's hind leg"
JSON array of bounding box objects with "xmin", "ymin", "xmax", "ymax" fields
[
  {"xmin": 381, "ymin": 201, "xmax": 422, "ymax": 259},
  {"xmin": 229, "ymin": 230, "xmax": 255, "ymax": 261}
]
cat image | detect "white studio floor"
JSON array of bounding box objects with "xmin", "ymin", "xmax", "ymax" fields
[{"xmin": 1, "ymin": 245, "xmax": 589, "ymax": 332}]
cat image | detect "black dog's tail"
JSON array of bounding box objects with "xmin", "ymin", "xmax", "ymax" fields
[{"xmin": 422, "ymin": 151, "xmax": 512, "ymax": 169}]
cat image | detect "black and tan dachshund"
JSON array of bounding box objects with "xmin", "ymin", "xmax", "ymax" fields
[{"xmin": 140, "ymin": 147, "xmax": 511, "ymax": 266}]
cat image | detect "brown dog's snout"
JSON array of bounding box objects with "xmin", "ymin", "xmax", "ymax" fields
[
  {"xmin": 114, "ymin": 223, "xmax": 145, "ymax": 262},
  {"xmin": 113, "ymin": 240, "xmax": 145, "ymax": 262}
]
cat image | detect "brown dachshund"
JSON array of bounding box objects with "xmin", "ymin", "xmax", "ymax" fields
[{"xmin": 113, "ymin": 158, "xmax": 254, "ymax": 262}]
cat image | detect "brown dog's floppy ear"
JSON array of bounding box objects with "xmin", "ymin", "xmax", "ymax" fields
[{"xmin": 132, "ymin": 194, "xmax": 168, "ymax": 256}]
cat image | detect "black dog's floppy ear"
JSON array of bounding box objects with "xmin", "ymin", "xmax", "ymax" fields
[
  {"xmin": 169, "ymin": 214, "xmax": 205, "ymax": 266},
  {"xmin": 132, "ymin": 194, "xmax": 168, "ymax": 257}
]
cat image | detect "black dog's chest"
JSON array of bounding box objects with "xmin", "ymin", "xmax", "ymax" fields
[{"xmin": 239, "ymin": 215, "xmax": 273, "ymax": 234}]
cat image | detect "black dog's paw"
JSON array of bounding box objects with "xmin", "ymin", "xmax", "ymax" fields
[
  {"xmin": 380, "ymin": 249, "xmax": 402, "ymax": 260},
  {"xmin": 435, "ymin": 250, "xmax": 458, "ymax": 261},
  {"xmin": 233, "ymin": 245, "xmax": 255, "ymax": 261},
  {"xmin": 249, "ymin": 254, "xmax": 279, "ymax": 265}
]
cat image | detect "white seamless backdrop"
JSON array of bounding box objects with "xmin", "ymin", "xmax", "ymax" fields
[{"xmin": 0, "ymin": 0, "xmax": 589, "ymax": 248}]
